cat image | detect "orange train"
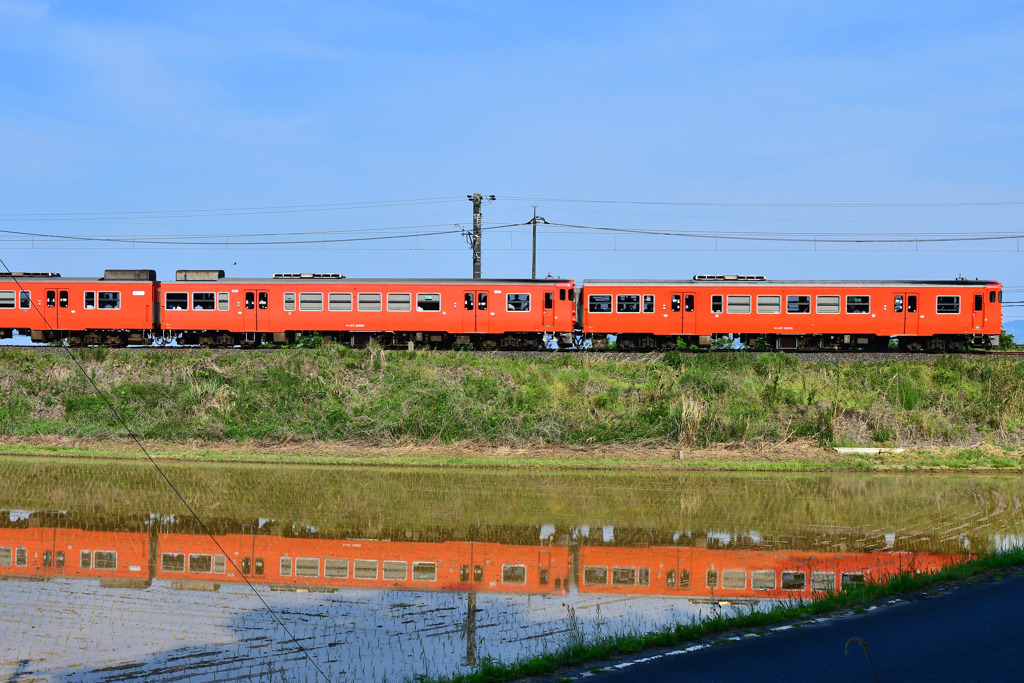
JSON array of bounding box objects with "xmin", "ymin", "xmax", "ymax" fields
[
  {"xmin": 0, "ymin": 269, "xmax": 1003, "ymax": 351},
  {"xmin": 0, "ymin": 525, "xmax": 964, "ymax": 599}
]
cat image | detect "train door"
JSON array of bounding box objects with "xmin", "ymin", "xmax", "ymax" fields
[
  {"xmin": 542, "ymin": 290, "xmax": 555, "ymax": 328},
  {"xmin": 896, "ymin": 292, "xmax": 919, "ymax": 335},
  {"xmin": 462, "ymin": 290, "xmax": 490, "ymax": 334},
  {"xmin": 677, "ymin": 291, "xmax": 696, "ymax": 335},
  {"xmin": 972, "ymin": 292, "xmax": 985, "ymax": 330},
  {"xmin": 43, "ymin": 288, "xmax": 68, "ymax": 329},
  {"xmin": 243, "ymin": 289, "xmax": 269, "ymax": 332}
]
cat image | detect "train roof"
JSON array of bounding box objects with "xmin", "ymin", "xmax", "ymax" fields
[{"xmin": 583, "ymin": 278, "xmax": 1001, "ymax": 287}]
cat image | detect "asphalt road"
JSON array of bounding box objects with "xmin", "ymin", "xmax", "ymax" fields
[{"xmin": 589, "ymin": 571, "xmax": 1024, "ymax": 682}]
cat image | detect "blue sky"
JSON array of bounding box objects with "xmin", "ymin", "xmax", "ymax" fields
[{"xmin": 1, "ymin": 1, "xmax": 1023, "ymax": 321}]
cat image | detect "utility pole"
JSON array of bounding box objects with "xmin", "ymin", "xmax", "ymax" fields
[
  {"xmin": 530, "ymin": 207, "xmax": 547, "ymax": 280},
  {"xmin": 464, "ymin": 193, "xmax": 494, "ymax": 279}
]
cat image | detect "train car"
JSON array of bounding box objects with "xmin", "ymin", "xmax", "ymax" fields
[
  {"xmin": 580, "ymin": 276, "xmax": 1003, "ymax": 351},
  {"xmin": 0, "ymin": 270, "xmax": 157, "ymax": 345},
  {"xmin": 157, "ymin": 272, "xmax": 577, "ymax": 348},
  {"xmin": 155, "ymin": 533, "xmax": 571, "ymax": 594},
  {"xmin": 576, "ymin": 545, "xmax": 963, "ymax": 600},
  {"xmin": 0, "ymin": 526, "xmax": 151, "ymax": 581}
]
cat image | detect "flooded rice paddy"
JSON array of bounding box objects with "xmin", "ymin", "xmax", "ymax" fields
[{"xmin": 1, "ymin": 459, "xmax": 1022, "ymax": 682}]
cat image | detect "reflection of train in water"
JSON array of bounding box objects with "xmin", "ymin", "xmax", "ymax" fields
[{"xmin": 0, "ymin": 524, "xmax": 963, "ymax": 600}]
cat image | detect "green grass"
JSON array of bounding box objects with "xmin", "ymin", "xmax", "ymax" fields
[{"xmin": 423, "ymin": 548, "xmax": 1024, "ymax": 683}]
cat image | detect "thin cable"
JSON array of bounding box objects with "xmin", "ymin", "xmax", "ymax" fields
[
  {"xmin": 506, "ymin": 196, "xmax": 1024, "ymax": 208},
  {"xmin": 0, "ymin": 257, "xmax": 330, "ymax": 682}
]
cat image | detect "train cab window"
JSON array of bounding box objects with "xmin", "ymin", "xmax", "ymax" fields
[
  {"xmin": 583, "ymin": 566, "xmax": 608, "ymax": 586},
  {"xmin": 240, "ymin": 557, "xmax": 251, "ymax": 574},
  {"xmin": 990, "ymin": 291, "xmax": 997, "ymax": 304},
  {"xmin": 757, "ymin": 295, "xmax": 781, "ymax": 314},
  {"xmin": 706, "ymin": 569, "xmax": 718, "ymax": 589},
  {"xmin": 55, "ymin": 551, "xmax": 64, "ymax": 568},
  {"xmin": 80, "ymin": 550, "xmax": 91, "ymax": 569},
  {"xmin": 189, "ymin": 554, "xmax": 212, "ymax": 573},
  {"xmin": 464, "ymin": 293, "xmax": 474, "ymax": 310},
  {"xmin": 0, "ymin": 547, "xmax": 10, "ymax": 566},
  {"xmin": 751, "ymin": 570, "xmax": 775, "ymax": 590},
  {"xmin": 258, "ymin": 292, "xmax": 268, "ymax": 310},
  {"xmin": 817, "ymin": 295, "xmax": 840, "ymax": 314},
  {"xmin": 15, "ymin": 547, "xmax": 27, "ymax": 567},
  {"xmin": 98, "ymin": 291, "xmax": 120, "ymax": 309},
  {"xmin": 787, "ymin": 295, "xmax": 811, "ymax": 313},
  {"xmin": 46, "ymin": 291, "xmax": 55, "ymax": 308},
  {"xmin": 907, "ymin": 295, "xmax": 917, "ymax": 313},
  {"xmin": 214, "ymin": 555, "xmax": 226, "ymax": 573},
  {"xmin": 0, "ymin": 291, "xmax": 15, "ymax": 309},
  {"xmin": 325, "ymin": 559, "xmax": 348, "ymax": 578},
  {"xmin": 894, "ymin": 295, "xmax": 903, "ymax": 313},
  {"xmin": 568, "ymin": 288, "xmax": 575, "ymax": 302},
  {"xmin": 382, "ymin": 561, "xmax": 407, "ymax": 580},
  {"xmin": 284, "ymin": 292, "xmax": 296, "ymax": 311},
  {"xmin": 94, "ymin": 551, "xmax": 117, "ymax": 570},
  {"xmin": 502, "ymin": 564, "xmax": 527, "ymax": 584},
  {"xmin": 245, "ymin": 292, "xmax": 255, "ymax": 310},
  {"xmin": 722, "ymin": 570, "xmax": 746, "ymax": 589},
  {"xmin": 846, "ymin": 295, "xmax": 870, "ymax": 314},
  {"xmin": 296, "ymin": 557, "xmax": 320, "ymax": 577},
  {"xmin": 612, "ymin": 567, "xmax": 636, "ymax": 586},
  {"xmin": 559, "ymin": 288, "xmax": 566, "ymax": 301},
  {"xmin": 841, "ymin": 572, "xmax": 866, "ymax": 589},
  {"xmin": 975, "ymin": 294, "xmax": 983, "ymax": 311},
  {"xmin": 330, "ymin": 292, "xmax": 353, "ymax": 311},
  {"xmin": 811, "ymin": 572, "xmax": 835, "ymax": 591},
  {"xmin": 353, "ymin": 560, "xmax": 378, "ymax": 579},
  {"xmin": 936, "ymin": 296, "xmax": 960, "ymax": 314},
  {"xmin": 643, "ymin": 295, "xmax": 655, "ymax": 313},
  {"xmin": 254, "ymin": 557, "xmax": 264, "ymax": 575},
  {"xmin": 507, "ymin": 293, "xmax": 530, "ymax": 311},
  {"xmin": 161, "ymin": 553, "xmax": 186, "ymax": 572},
  {"xmin": 460, "ymin": 564, "xmax": 470, "ymax": 581},
  {"xmin": 782, "ymin": 571, "xmax": 806, "ymax": 591},
  {"xmin": 59, "ymin": 291, "xmax": 68, "ymax": 308},
  {"xmin": 413, "ymin": 562, "xmax": 437, "ymax": 581},
  {"xmin": 166, "ymin": 292, "xmax": 188, "ymax": 310},
  {"xmin": 416, "ymin": 293, "xmax": 440, "ymax": 311},
  {"xmin": 218, "ymin": 293, "xmax": 230, "ymax": 311},
  {"xmin": 588, "ymin": 294, "xmax": 612, "ymax": 313},
  {"xmin": 671, "ymin": 294, "xmax": 681, "ymax": 312},
  {"xmin": 300, "ymin": 292, "xmax": 324, "ymax": 311},
  {"xmin": 544, "ymin": 292, "xmax": 553, "ymax": 309},
  {"xmin": 478, "ymin": 292, "xmax": 487, "ymax": 310},
  {"xmin": 617, "ymin": 294, "xmax": 640, "ymax": 313},
  {"xmin": 192, "ymin": 292, "xmax": 215, "ymax": 310},
  {"xmin": 726, "ymin": 295, "xmax": 751, "ymax": 314},
  {"xmin": 387, "ymin": 293, "xmax": 412, "ymax": 312},
  {"xmin": 43, "ymin": 550, "xmax": 52, "ymax": 567},
  {"xmin": 280, "ymin": 557, "xmax": 293, "ymax": 577},
  {"xmin": 19, "ymin": 290, "xmax": 30, "ymax": 309},
  {"xmin": 711, "ymin": 295, "xmax": 723, "ymax": 314},
  {"xmin": 358, "ymin": 293, "xmax": 382, "ymax": 312},
  {"xmin": 685, "ymin": 294, "xmax": 694, "ymax": 313}
]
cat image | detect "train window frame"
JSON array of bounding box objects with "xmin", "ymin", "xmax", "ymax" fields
[
  {"xmin": 413, "ymin": 562, "xmax": 437, "ymax": 581},
  {"xmin": 189, "ymin": 554, "xmax": 213, "ymax": 573},
  {"xmin": 324, "ymin": 558, "xmax": 348, "ymax": 578},
  {"xmin": 382, "ymin": 561, "xmax": 407, "ymax": 580},
  {"xmin": 94, "ymin": 550, "xmax": 117, "ymax": 571},
  {"xmin": 299, "ymin": 292, "xmax": 324, "ymax": 311},
  {"xmin": 295, "ymin": 557, "xmax": 320, "ymax": 577},
  {"xmin": 502, "ymin": 564, "xmax": 527, "ymax": 584},
  {"xmin": 47, "ymin": 290, "xmax": 55, "ymax": 307},
  {"xmin": 214, "ymin": 555, "xmax": 226, "ymax": 573},
  {"xmin": 464, "ymin": 293, "xmax": 474, "ymax": 310},
  {"xmin": 254, "ymin": 557, "xmax": 264, "ymax": 575},
  {"xmin": 353, "ymin": 559, "xmax": 378, "ymax": 579},
  {"xmin": 416, "ymin": 293, "xmax": 441, "ymax": 312},
  {"xmin": 387, "ymin": 292, "xmax": 412, "ymax": 312},
  {"xmin": 161, "ymin": 553, "xmax": 186, "ymax": 572},
  {"xmin": 894, "ymin": 295, "xmax": 904, "ymax": 313},
  {"xmin": 726, "ymin": 294, "xmax": 751, "ymax": 314},
  {"xmin": 816, "ymin": 295, "xmax": 840, "ymax": 314},
  {"xmin": 757, "ymin": 295, "xmax": 781, "ymax": 314},
  {"xmin": 506, "ymin": 293, "xmax": 530, "ymax": 312},
  {"xmin": 19, "ymin": 290, "xmax": 30, "ymax": 309},
  {"xmin": 643, "ymin": 294, "xmax": 655, "ymax": 313},
  {"xmin": 810, "ymin": 571, "xmax": 835, "ymax": 591},
  {"xmin": 165, "ymin": 292, "xmax": 187, "ymax": 310},
  {"xmin": 280, "ymin": 557, "xmax": 293, "ymax": 577},
  {"xmin": 284, "ymin": 292, "xmax": 296, "ymax": 311},
  {"xmin": 0, "ymin": 546, "xmax": 12, "ymax": 566},
  {"xmin": 583, "ymin": 565, "xmax": 608, "ymax": 586},
  {"xmin": 787, "ymin": 295, "xmax": 811, "ymax": 314},
  {"xmin": 611, "ymin": 567, "xmax": 636, "ymax": 586},
  {"xmin": 588, "ymin": 294, "xmax": 612, "ymax": 313},
  {"xmin": 846, "ymin": 295, "xmax": 870, "ymax": 314},
  {"xmin": 55, "ymin": 550, "xmax": 64, "ymax": 567},
  {"xmin": 59, "ymin": 290, "xmax": 68, "ymax": 308},
  {"xmin": 908, "ymin": 295, "xmax": 917, "ymax": 312},
  {"xmin": 782, "ymin": 571, "xmax": 806, "ymax": 591},
  {"xmin": 560, "ymin": 288, "xmax": 566, "ymax": 301},
  {"xmin": 841, "ymin": 572, "xmax": 866, "ymax": 589},
  {"xmin": 722, "ymin": 570, "xmax": 746, "ymax": 589},
  {"xmin": 329, "ymin": 292, "xmax": 353, "ymax": 311},
  {"xmin": 0, "ymin": 290, "xmax": 17, "ymax": 309},
  {"xmin": 192, "ymin": 292, "xmax": 215, "ymax": 311},
  {"xmin": 357, "ymin": 292, "xmax": 382, "ymax": 312},
  {"xmin": 80, "ymin": 550, "xmax": 91, "ymax": 569},
  {"xmin": 15, "ymin": 547, "xmax": 27, "ymax": 567},
  {"xmin": 43, "ymin": 550, "xmax": 52, "ymax": 567},
  {"xmin": 974, "ymin": 294, "xmax": 983, "ymax": 311},
  {"xmin": 478, "ymin": 292, "xmax": 487, "ymax": 310},
  {"xmin": 751, "ymin": 570, "xmax": 776, "ymax": 590},
  {"xmin": 616, "ymin": 294, "xmax": 641, "ymax": 313},
  {"xmin": 544, "ymin": 291, "xmax": 553, "ymax": 309},
  {"xmin": 258, "ymin": 292, "xmax": 268, "ymax": 310},
  {"xmin": 936, "ymin": 295, "xmax": 960, "ymax": 314},
  {"xmin": 706, "ymin": 569, "xmax": 718, "ymax": 589},
  {"xmin": 990, "ymin": 291, "xmax": 997, "ymax": 304},
  {"xmin": 685, "ymin": 294, "xmax": 694, "ymax": 313},
  {"xmin": 639, "ymin": 568, "xmax": 651, "ymax": 586},
  {"xmin": 245, "ymin": 292, "xmax": 255, "ymax": 310},
  {"xmin": 711, "ymin": 294, "xmax": 723, "ymax": 314},
  {"xmin": 568, "ymin": 288, "xmax": 575, "ymax": 302},
  {"xmin": 217, "ymin": 293, "xmax": 229, "ymax": 311}
]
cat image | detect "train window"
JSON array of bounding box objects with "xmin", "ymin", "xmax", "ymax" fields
[
  {"xmin": 284, "ymin": 292, "xmax": 296, "ymax": 311},
  {"xmin": 254, "ymin": 557, "xmax": 264, "ymax": 575},
  {"xmin": 165, "ymin": 292, "xmax": 188, "ymax": 310},
  {"xmin": 329, "ymin": 292, "xmax": 353, "ymax": 311},
  {"xmin": 218, "ymin": 293, "xmax": 229, "ymax": 311},
  {"xmin": 639, "ymin": 568, "xmax": 651, "ymax": 586},
  {"xmin": 98, "ymin": 291, "xmax": 120, "ymax": 309},
  {"xmin": 726, "ymin": 295, "xmax": 750, "ymax": 314},
  {"xmin": 474, "ymin": 565, "xmax": 483, "ymax": 581},
  {"xmin": 464, "ymin": 293, "xmax": 474, "ymax": 310},
  {"xmin": 757, "ymin": 295, "xmax": 781, "ymax": 314},
  {"xmin": 59, "ymin": 291, "xmax": 68, "ymax": 308},
  {"xmin": 240, "ymin": 557, "xmax": 251, "ymax": 574},
  {"xmin": 296, "ymin": 557, "xmax": 319, "ymax": 577},
  {"xmin": 841, "ymin": 572, "xmax": 866, "ymax": 589},
  {"xmin": 908, "ymin": 295, "xmax": 917, "ymax": 313},
  {"xmin": 460, "ymin": 565, "xmax": 470, "ymax": 582},
  {"xmin": 990, "ymin": 291, "xmax": 997, "ymax": 304},
  {"xmin": 413, "ymin": 562, "xmax": 437, "ymax": 581},
  {"xmin": 161, "ymin": 553, "xmax": 186, "ymax": 572},
  {"xmin": 94, "ymin": 551, "xmax": 117, "ymax": 570},
  {"xmin": 810, "ymin": 572, "xmax": 835, "ymax": 591},
  {"xmin": 15, "ymin": 547, "xmax": 27, "ymax": 567},
  {"xmin": 258, "ymin": 292, "xmax": 268, "ymax": 310},
  {"xmin": 975, "ymin": 294, "xmax": 983, "ymax": 311},
  {"xmin": 560, "ymin": 288, "xmax": 566, "ymax": 301},
  {"xmin": 667, "ymin": 570, "xmax": 676, "ymax": 587},
  {"xmin": 846, "ymin": 295, "xmax": 870, "ymax": 314},
  {"xmin": 507, "ymin": 293, "xmax": 530, "ymax": 312},
  {"xmin": 387, "ymin": 293, "xmax": 412, "ymax": 312},
  {"xmin": 382, "ymin": 561, "xmax": 407, "ymax": 580},
  {"xmin": 353, "ymin": 560, "xmax": 378, "ymax": 579},
  {"xmin": 80, "ymin": 550, "xmax": 91, "ymax": 569},
  {"xmin": 588, "ymin": 294, "xmax": 612, "ymax": 313},
  {"xmin": 0, "ymin": 547, "xmax": 10, "ymax": 566},
  {"xmin": 685, "ymin": 294, "xmax": 694, "ymax": 312},
  {"xmin": 617, "ymin": 294, "xmax": 640, "ymax": 313},
  {"xmin": 722, "ymin": 570, "xmax": 746, "ymax": 589},
  {"xmin": 671, "ymin": 294, "xmax": 681, "ymax": 312},
  {"xmin": 325, "ymin": 559, "xmax": 348, "ymax": 578},
  {"xmin": 245, "ymin": 292, "xmax": 255, "ymax": 310},
  {"xmin": 214, "ymin": 555, "xmax": 226, "ymax": 573},
  {"xmin": 936, "ymin": 296, "xmax": 960, "ymax": 314},
  {"xmin": 539, "ymin": 568, "xmax": 549, "ymax": 585},
  {"xmin": 357, "ymin": 292, "xmax": 382, "ymax": 312},
  {"xmin": 502, "ymin": 564, "xmax": 527, "ymax": 584},
  {"xmin": 752, "ymin": 570, "xmax": 776, "ymax": 590},
  {"xmin": 583, "ymin": 566, "xmax": 608, "ymax": 586},
  {"xmin": 46, "ymin": 290, "xmax": 55, "ymax": 307},
  {"xmin": 189, "ymin": 554, "xmax": 212, "ymax": 573},
  {"xmin": 816, "ymin": 295, "xmax": 840, "ymax": 314},
  {"xmin": 544, "ymin": 292, "xmax": 553, "ymax": 309},
  {"xmin": 676, "ymin": 570, "xmax": 689, "ymax": 587},
  {"xmin": 643, "ymin": 295, "xmax": 655, "ymax": 313},
  {"xmin": 0, "ymin": 291, "xmax": 14, "ymax": 308},
  {"xmin": 55, "ymin": 551, "xmax": 64, "ymax": 568},
  {"xmin": 416, "ymin": 293, "xmax": 440, "ymax": 311},
  {"xmin": 568, "ymin": 288, "xmax": 575, "ymax": 302},
  {"xmin": 478, "ymin": 292, "xmax": 487, "ymax": 310},
  {"xmin": 280, "ymin": 557, "xmax": 293, "ymax": 577},
  {"xmin": 43, "ymin": 550, "xmax": 52, "ymax": 567},
  {"xmin": 894, "ymin": 295, "xmax": 903, "ymax": 313},
  {"xmin": 782, "ymin": 571, "xmax": 806, "ymax": 591},
  {"xmin": 84, "ymin": 291, "xmax": 95, "ymax": 309},
  {"xmin": 299, "ymin": 292, "xmax": 324, "ymax": 311},
  {"xmin": 787, "ymin": 295, "xmax": 811, "ymax": 314},
  {"xmin": 711, "ymin": 295, "xmax": 723, "ymax": 314},
  {"xmin": 706, "ymin": 569, "xmax": 717, "ymax": 589},
  {"xmin": 19, "ymin": 290, "xmax": 30, "ymax": 309},
  {"xmin": 611, "ymin": 567, "xmax": 636, "ymax": 586},
  {"xmin": 192, "ymin": 292, "xmax": 215, "ymax": 310}
]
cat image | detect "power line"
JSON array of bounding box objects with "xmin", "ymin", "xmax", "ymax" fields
[{"xmin": 506, "ymin": 196, "xmax": 1024, "ymax": 208}]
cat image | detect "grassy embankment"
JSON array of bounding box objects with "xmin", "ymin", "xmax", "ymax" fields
[{"xmin": 1, "ymin": 346, "xmax": 1022, "ymax": 469}]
